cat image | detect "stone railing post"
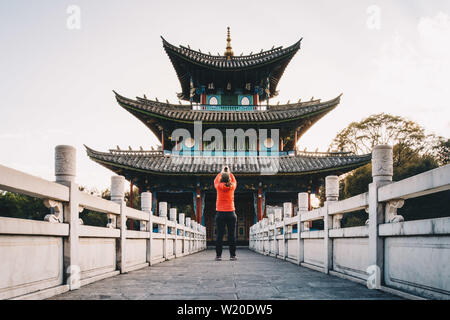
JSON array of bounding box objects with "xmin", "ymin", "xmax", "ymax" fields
[
  {"xmin": 368, "ymin": 145, "xmax": 393, "ymax": 287},
  {"xmin": 262, "ymin": 217, "xmax": 268, "ymax": 255},
  {"xmin": 159, "ymin": 202, "xmax": 168, "ymax": 259},
  {"xmin": 56, "ymin": 145, "xmax": 80, "ymax": 290},
  {"xmin": 324, "ymin": 175, "xmax": 339, "ymax": 274},
  {"xmin": 169, "ymin": 208, "xmax": 177, "ymax": 257},
  {"xmin": 141, "ymin": 192, "xmax": 152, "ymax": 265},
  {"xmin": 297, "ymin": 192, "xmax": 308, "ymax": 265},
  {"xmin": 111, "ymin": 175, "xmax": 126, "ymax": 273},
  {"xmin": 55, "ymin": 145, "xmax": 76, "ymax": 184},
  {"xmin": 169, "ymin": 208, "xmax": 177, "ymax": 222},
  {"xmin": 185, "ymin": 217, "xmax": 191, "ymax": 254},
  {"xmin": 283, "ymin": 202, "xmax": 292, "ymax": 259},
  {"xmin": 191, "ymin": 220, "xmax": 197, "ymax": 252},
  {"xmin": 179, "ymin": 213, "xmax": 185, "ymax": 256}
]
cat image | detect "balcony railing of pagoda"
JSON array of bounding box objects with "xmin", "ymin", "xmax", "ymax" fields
[
  {"xmin": 294, "ymin": 150, "xmax": 353, "ymax": 157},
  {"xmin": 167, "ymin": 150, "xmax": 296, "ymax": 157},
  {"xmin": 0, "ymin": 145, "xmax": 206, "ymax": 300},
  {"xmin": 109, "ymin": 149, "xmax": 164, "ymax": 156},
  {"xmin": 249, "ymin": 145, "xmax": 450, "ymax": 300},
  {"xmin": 108, "ymin": 148, "xmax": 353, "ymax": 159},
  {"xmin": 193, "ymin": 105, "xmax": 267, "ymax": 111}
]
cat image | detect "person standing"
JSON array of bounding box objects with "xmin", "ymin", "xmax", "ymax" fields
[{"xmin": 214, "ymin": 166, "xmax": 237, "ymax": 261}]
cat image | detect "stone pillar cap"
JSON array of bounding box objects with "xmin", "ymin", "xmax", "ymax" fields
[
  {"xmin": 56, "ymin": 144, "xmax": 76, "ymax": 150},
  {"xmin": 372, "ymin": 144, "xmax": 392, "ymax": 150}
]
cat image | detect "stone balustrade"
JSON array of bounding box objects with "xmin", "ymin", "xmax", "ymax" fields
[
  {"xmin": 250, "ymin": 145, "xmax": 450, "ymax": 300},
  {"xmin": 0, "ymin": 145, "xmax": 206, "ymax": 300}
]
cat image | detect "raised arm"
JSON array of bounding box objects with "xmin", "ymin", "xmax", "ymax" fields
[
  {"xmin": 230, "ymin": 172, "xmax": 237, "ymax": 189},
  {"xmin": 214, "ymin": 172, "xmax": 221, "ymax": 189}
]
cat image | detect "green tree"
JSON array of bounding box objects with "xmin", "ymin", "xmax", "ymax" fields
[
  {"xmin": 0, "ymin": 191, "xmax": 49, "ymax": 220},
  {"xmin": 433, "ymin": 137, "xmax": 450, "ymax": 165},
  {"xmin": 330, "ymin": 113, "xmax": 441, "ymax": 157},
  {"xmin": 324, "ymin": 114, "xmax": 448, "ymax": 227}
]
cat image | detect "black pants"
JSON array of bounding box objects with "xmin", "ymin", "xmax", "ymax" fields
[{"xmin": 215, "ymin": 211, "xmax": 237, "ymax": 257}]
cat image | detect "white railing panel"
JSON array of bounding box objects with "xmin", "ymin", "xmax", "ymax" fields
[
  {"xmin": 0, "ymin": 216, "xmax": 69, "ymax": 236},
  {"xmin": 125, "ymin": 230, "xmax": 150, "ymax": 239},
  {"xmin": 0, "ymin": 164, "xmax": 69, "ymax": 202},
  {"xmin": 329, "ymin": 225, "xmax": 369, "ymax": 238},
  {"xmin": 384, "ymin": 235, "xmax": 450, "ymax": 299},
  {"xmin": 78, "ymin": 192, "xmax": 120, "ymax": 215},
  {"xmin": 328, "ymin": 192, "xmax": 368, "ymax": 215},
  {"xmin": 125, "ymin": 239, "xmax": 147, "ymax": 269},
  {"xmin": 151, "ymin": 233, "xmax": 165, "ymax": 239},
  {"xmin": 303, "ymin": 238, "xmax": 324, "ymax": 267},
  {"xmin": 300, "ymin": 230, "xmax": 324, "ymax": 239},
  {"xmin": 379, "ymin": 217, "xmax": 450, "ymax": 237},
  {"xmin": 378, "ymin": 164, "xmax": 450, "ymax": 202},
  {"xmin": 152, "ymin": 216, "xmax": 167, "ymax": 225},
  {"xmin": 0, "ymin": 235, "xmax": 64, "ymax": 300},
  {"xmin": 124, "ymin": 206, "xmax": 149, "ymax": 221},
  {"xmin": 284, "ymin": 216, "xmax": 298, "ymax": 225},
  {"xmin": 78, "ymin": 237, "xmax": 116, "ymax": 280},
  {"xmin": 300, "ymin": 207, "xmax": 325, "ymax": 222},
  {"xmin": 166, "ymin": 220, "xmax": 176, "ymax": 228},
  {"xmin": 79, "ymin": 225, "xmax": 120, "ymax": 238},
  {"xmin": 333, "ymin": 238, "xmax": 369, "ymax": 280}
]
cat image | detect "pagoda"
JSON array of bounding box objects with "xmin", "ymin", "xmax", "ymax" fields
[{"xmin": 86, "ymin": 28, "xmax": 370, "ymax": 245}]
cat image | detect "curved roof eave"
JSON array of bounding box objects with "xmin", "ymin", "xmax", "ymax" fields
[
  {"xmin": 160, "ymin": 36, "xmax": 302, "ymax": 70},
  {"xmin": 85, "ymin": 145, "xmax": 371, "ymax": 177}
]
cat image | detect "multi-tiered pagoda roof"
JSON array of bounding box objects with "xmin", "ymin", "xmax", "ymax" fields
[
  {"xmin": 162, "ymin": 36, "xmax": 301, "ymax": 102},
  {"xmin": 85, "ymin": 30, "xmax": 371, "ymax": 192},
  {"xmin": 86, "ymin": 146, "xmax": 370, "ymax": 177},
  {"xmin": 112, "ymin": 91, "xmax": 342, "ymax": 151}
]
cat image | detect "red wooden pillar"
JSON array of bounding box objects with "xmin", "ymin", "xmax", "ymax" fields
[
  {"xmin": 200, "ymin": 93, "xmax": 207, "ymax": 105},
  {"xmin": 196, "ymin": 187, "xmax": 202, "ymax": 225},
  {"xmin": 253, "ymin": 94, "xmax": 259, "ymax": 107},
  {"xmin": 257, "ymin": 185, "xmax": 263, "ymax": 221},
  {"xmin": 129, "ymin": 181, "xmax": 134, "ymax": 230},
  {"xmin": 161, "ymin": 131, "xmax": 164, "ymax": 151}
]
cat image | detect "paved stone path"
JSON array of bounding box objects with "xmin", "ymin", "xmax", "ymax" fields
[{"xmin": 51, "ymin": 248, "xmax": 401, "ymax": 300}]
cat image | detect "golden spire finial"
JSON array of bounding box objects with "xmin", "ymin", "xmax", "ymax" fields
[{"xmin": 224, "ymin": 26, "xmax": 234, "ymax": 60}]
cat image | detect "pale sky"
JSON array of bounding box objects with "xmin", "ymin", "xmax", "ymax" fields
[{"xmin": 0, "ymin": 0, "xmax": 449, "ymax": 191}]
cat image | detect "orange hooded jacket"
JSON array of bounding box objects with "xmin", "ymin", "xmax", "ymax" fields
[{"xmin": 214, "ymin": 172, "xmax": 237, "ymax": 212}]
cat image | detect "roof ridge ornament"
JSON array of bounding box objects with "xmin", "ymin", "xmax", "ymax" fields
[{"xmin": 224, "ymin": 27, "xmax": 234, "ymax": 60}]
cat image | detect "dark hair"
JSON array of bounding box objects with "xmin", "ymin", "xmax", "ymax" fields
[
  {"xmin": 220, "ymin": 172, "xmax": 230, "ymax": 183},
  {"xmin": 220, "ymin": 172, "xmax": 231, "ymax": 187}
]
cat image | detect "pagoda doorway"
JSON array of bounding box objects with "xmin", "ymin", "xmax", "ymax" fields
[{"xmin": 204, "ymin": 192, "xmax": 254, "ymax": 246}]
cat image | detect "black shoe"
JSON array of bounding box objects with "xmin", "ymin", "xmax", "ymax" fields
[
  {"xmin": 230, "ymin": 256, "xmax": 237, "ymax": 261},
  {"xmin": 215, "ymin": 256, "xmax": 222, "ymax": 261}
]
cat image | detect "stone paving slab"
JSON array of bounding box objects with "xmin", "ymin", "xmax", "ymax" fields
[{"xmin": 50, "ymin": 249, "xmax": 402, "ymax": 300}]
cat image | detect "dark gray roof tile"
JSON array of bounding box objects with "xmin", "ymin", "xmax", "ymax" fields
[{"xmin": 85, "ymin": 146, "xmax": 371, "ymax": 176}]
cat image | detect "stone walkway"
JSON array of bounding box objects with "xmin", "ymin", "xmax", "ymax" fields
[{"xmin": 51, "ymin": 248, "xmax": 401, "ymax": 300}]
